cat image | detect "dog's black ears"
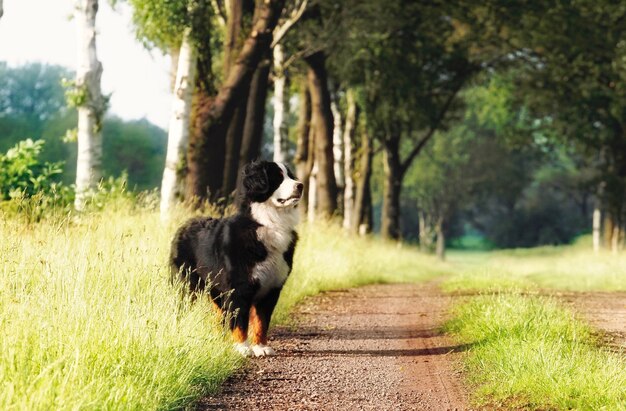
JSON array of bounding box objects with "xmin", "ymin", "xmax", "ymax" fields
[{"xmin": 241, "ymin": 161, "xmax": 269, "ymax": 202}]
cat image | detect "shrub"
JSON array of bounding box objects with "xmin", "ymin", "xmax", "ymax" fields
[{"xmin": 0, "ymin": 139, "xmax": 73, "ymax": 220}]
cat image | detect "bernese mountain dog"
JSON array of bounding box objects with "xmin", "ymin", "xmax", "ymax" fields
[{"xmin": 169, "ymin": 160, "xmax": 303, "ymax": 357}]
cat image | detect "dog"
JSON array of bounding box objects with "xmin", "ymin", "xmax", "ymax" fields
[{"xmin": 169, "ymin": 161, "xmax": 303, "ymax": 357}]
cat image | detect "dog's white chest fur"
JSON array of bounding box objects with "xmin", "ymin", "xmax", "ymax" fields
[{"xmin": 250, "ymin": 202, "xmax": 298, "ymax": 298}]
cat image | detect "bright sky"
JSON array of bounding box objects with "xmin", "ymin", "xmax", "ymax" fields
[{"xmin": 0, "ymin": 0, "xmax": 172, "ymax": 130}]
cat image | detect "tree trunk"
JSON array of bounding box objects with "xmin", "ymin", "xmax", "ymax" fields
[
  {"xmin": 74, "ymin": 0, "xmax": 105, "ymax": 210},
  {"xmin": 239, "ymin": 51, "xmax": 271, "ymax": 167},
  {"xmin": 435, "ymin": 217, "xmax": 446, "ymax": 261},
  {"xmin": 224, "ymin": 0, "xmax": 246, "ymax": 74},
  {"xmin": 592, "ymin": 202, "xmax": 602, "ymax": 253},
  {"xmin": 221, "ymin": 0, "xmax": 254, "ymax": 199},
  {"xmin": 222, "ymin": 98, "xmax": 249, "ymax": 198},
  {"xmin": 418, "ymin": 210, "xmax": 434, "ymax": 252},
  {"xmin": 160, "ymin": 30, "xmax": 197, "ymax": 220},
  {"xmin": 295, "ymin": 85, "xmax": 312, "ymax": 220},
  {"xmin": 352, "ymin": 128, "xmax": 372, "ymax": 235},
  {"xmin": 361, "ymin": 174, "xmax": 373, "ymax": 235},
  {"xmin": 272, "ymin": 43, "xmax": 289, "ymax": 162},
  {"xmin": 185, "ymin": 0, "xmax": 285, "ymax": 204},
  {"xmin": 342, "ymin": 88, "xmax": 357, "ymax": 230},
  {"xmin": 169, "ymin": 46, "xmax": 180, "ymax": 92},
  {"xmin": 308, "ymin": 161, "xmax": 318, "ymax": 222},
  {"xmin": 604, "ymin": 212, "xmax": 615, "ymax": 251},
  {"xmin": 612, "ymin": 224, "xmax": 621, "ymax": 254},
  {"xmin": 381, "ymin": 137, "xmax": 403, "ymax": 240},
  {"xmin": 0, "ymin": 0, "xmax": 3, "ymax": 20},
  {"xmin": 305, "ymin": 51, "xmax": 337, "ymax": 218},
  {"xmin": 330, "ymin": 87, "xmax": 344, "ymax": 197},
  {"xmin": 186, "ymin": 87, "xmax": 220, "ymax": 202}
]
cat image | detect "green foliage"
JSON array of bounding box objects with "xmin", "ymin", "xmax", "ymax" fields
[
  {"xmin": 0, "ymin": 62, "xmax": 71, "ymax": 122},
  {"xmin": 0, "ymin": 62, "xmax": 168, "ymax": 192},
  {"xmin": 101, "ymin": 117, "xmax": 167, "ymax": 190},
  {"xmin": 0, "ymin": 139, "xmax": 73, "ymax": 221},
  {"xmin": 500, "ymin": 1, "xmax": 626, "ymax": 219},
  {"xmin": 446, "ymin": 293, "xmax": 626, "ymax": 409},
  {"xmin": 61, "ymin": 78, "xmax": 89, "ymax": 108},
  {"xmin": 326, "ymin": 0, "xmax": 477, "ymax": 135},
  {"xmin": 125, "ymin": 0, "xmax": 217, "ymax": 51},
  {"xmin": 0, "ymin": 139, "xmax": 68, "ymax": 201},
  {"xmin": 399, "ymin": 72, "xmax": 593, "ymax": 248},
  {"xmin": 126, "ymin": 0, "xmax": 192, "ymax": 50}
]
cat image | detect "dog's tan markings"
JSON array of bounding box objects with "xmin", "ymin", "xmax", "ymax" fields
[
  {"xmin": 211, "ymin": 300, "xmax": 222, "ymax": 316},
  {"xmin": 249, "ymin": 306, "xmax": 268, "ymax": 345},
  {"xmin": 232, "ymin": 326, "xmax": 247, "ymax": 343}
]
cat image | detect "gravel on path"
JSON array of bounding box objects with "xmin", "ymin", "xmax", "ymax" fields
[{"xmin": 200, "ymin": 283, "xmax": 471, "ymax": 411}]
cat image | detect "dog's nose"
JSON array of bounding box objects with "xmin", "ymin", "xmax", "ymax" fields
[{"xmin": 296, "ymin": 182, "xmax": 304, "ymax": 195}]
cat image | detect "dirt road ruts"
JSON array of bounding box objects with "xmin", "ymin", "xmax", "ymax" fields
[
  {"xmin": 558, "ymin": 291, "xmax": 626, "ymax": 349},
  {"xmin": 200, "ymin": 283, "xmax": 470, "ymax": 411}
]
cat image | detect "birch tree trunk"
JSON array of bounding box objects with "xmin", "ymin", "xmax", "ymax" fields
[
  {"xmin": 160, "ymin": 29, "xmax": 197, "ymax": 220},
  {"xmin": 308, "ymin": 161, "xmax": 318, "ymax": 222},
  {"xmin": 169, "ymin": 47, "xmax": 180, "ymax": 91},
  {"xmin": 342, "ymin": 89, "xmax": 357, "ymax": 230},
  {"xmin": 272, "ymin": 43, "xmax": 289, "ymax": 163},
  {"xmin": 592, "ymin": 204, "xmax": 601, "ymax": 253},
  {"xmin": 330, "ymin": 89, "xmax": 344, "ymax": 193},
  {"xmin": 295, "ymin": 86, "xmax": 312, "ymax": 221},
  {"xmin": 74, "ymin": 0, "xmax": 105, "ymax": 210}
]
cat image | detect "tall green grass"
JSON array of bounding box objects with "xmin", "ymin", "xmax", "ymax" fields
[
  {"xmin": 446, "ymin": 294, "xmax": 626, "ymax": 410},
  {"xmin": 0, "ymin": 203, "xmax": 443, "ymax": 409},
  {"xmin": 0, "ymin": 204, "xmax": 242, "ymax": 410},
  {"xmin": 445, "ymin": 238, "xmax": 626, "ymax": 409}
]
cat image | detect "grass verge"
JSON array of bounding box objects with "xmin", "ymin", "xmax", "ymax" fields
[
  {"xmin": 445, "ymin": 238, "xmax": 626, "ymax": 410},
  {"xmin": 274, "ymin": 223, "xmax": 447, "ymax": 324},
  {"xmin": 446, "ymin": 236, "xmax": 626, "ymax": 292},
  {"xmin": 445, "ymin": 293, "xmax": 626, "ymax": 409},
  {"xmin": 0, "ymin": 203, "xmax": 443, "ymax": 409}
]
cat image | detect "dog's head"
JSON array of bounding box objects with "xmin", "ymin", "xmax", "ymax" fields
[{"xmin": 239, "ymin": 161, "xmax": 303, "ymax": 209}]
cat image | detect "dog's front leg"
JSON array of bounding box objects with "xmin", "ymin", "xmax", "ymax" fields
[
  {"xmin": 226, "ymin": 292, "xmax": 254, "ymax": 357},
  {"xmin": 249, "ymin": 287, "xmax": 282, "ymax": 357}
]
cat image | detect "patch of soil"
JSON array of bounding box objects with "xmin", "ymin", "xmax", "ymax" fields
[
  {"xmin": 556, "ymin": 291, "xmax": 626, "ymax": 350},
  {"xmin": 200, "ymin": 283, "xmax": 471, "ymax": 411}
]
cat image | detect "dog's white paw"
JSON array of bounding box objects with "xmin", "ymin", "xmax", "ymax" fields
[
  {"xmin": 233, "ymin": 342, "xmax": 254, "ymax": 357},
  {"xmin": 251, "ymin": 344, "xmax": 276, "ymax": 357}
]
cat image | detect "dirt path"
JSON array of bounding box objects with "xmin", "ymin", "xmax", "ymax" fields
[
  {"xmin": 557, "ymin": 291, "xmax": 626, "ymax": 349},
  {"xmin": 200, "ymin": 283, "xmax": 470, "ymax": 410}
]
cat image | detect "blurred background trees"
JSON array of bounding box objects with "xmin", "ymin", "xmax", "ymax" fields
[{"xmin": 2, "ymin": 0, "xmax": 626, "ymax": 255}]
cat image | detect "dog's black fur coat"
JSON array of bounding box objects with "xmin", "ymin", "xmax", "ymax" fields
[{"xmin": 169, "ymin": 161, "xmax": 301, "ymax": 352}]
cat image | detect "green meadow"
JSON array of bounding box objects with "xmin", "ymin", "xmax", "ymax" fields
[
  {"xmin": 0, "ymin": 203, "xmax": 444, "ymax": 410},
  {"xmin": 445, "ymin": 239, "xmax": 626, "ymax": 410}
]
